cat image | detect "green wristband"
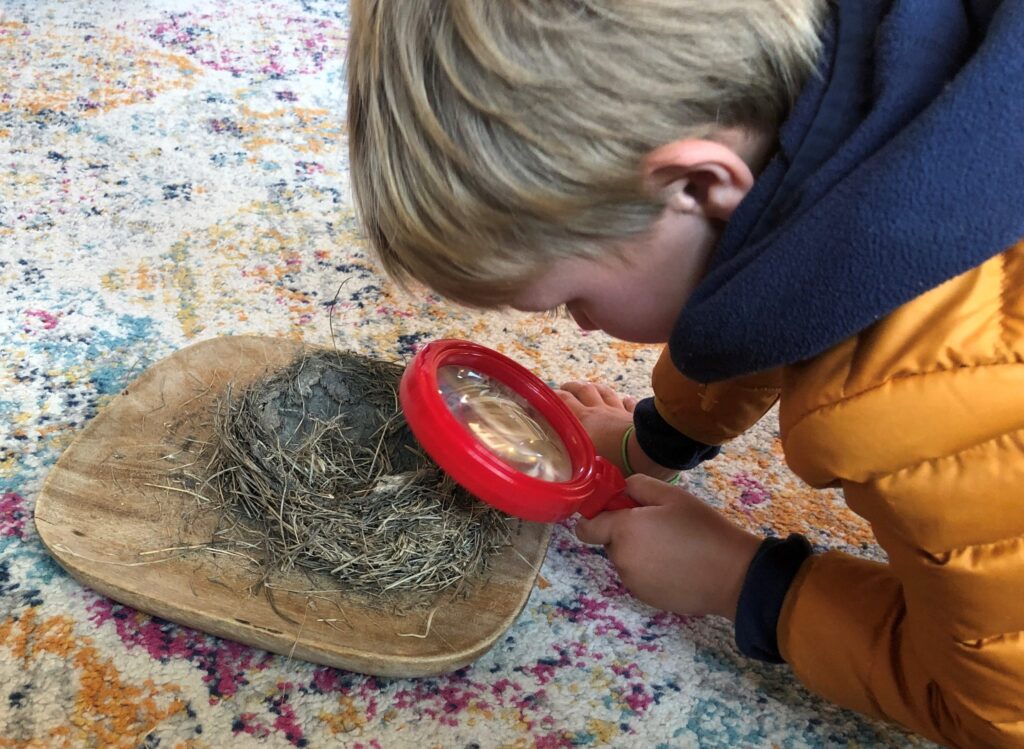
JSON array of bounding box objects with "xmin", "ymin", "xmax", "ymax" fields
[
  {"xmin": 620, "ymin": 425, "xmax": 636, "ymax": 477},
  {"xmin": 622, "ymin": 424, "xmax": 682, "ymax": 485}
]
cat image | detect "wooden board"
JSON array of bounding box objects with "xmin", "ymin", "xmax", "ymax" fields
[{"xmin": 35, "ymin": 335, "xmax": 552, "ymax": 677}]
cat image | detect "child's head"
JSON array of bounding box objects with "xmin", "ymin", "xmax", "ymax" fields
[{"xmin": 348, "ymin": 0, "xmax": 825, "ymax": 336}]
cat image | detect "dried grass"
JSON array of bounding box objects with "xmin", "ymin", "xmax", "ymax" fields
[{"xmin": 190, "ymin": 348, "xmax": 515, "ymax": 610}]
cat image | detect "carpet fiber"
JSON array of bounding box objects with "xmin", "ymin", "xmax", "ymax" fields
[{"xmin": 0, "ymin": 2, "xmax": 935, "ymax": 747}]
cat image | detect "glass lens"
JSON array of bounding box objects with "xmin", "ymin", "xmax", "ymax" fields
[{"xmin": 436, "ymin": 365, "xmax": 573, "ymax": 482}]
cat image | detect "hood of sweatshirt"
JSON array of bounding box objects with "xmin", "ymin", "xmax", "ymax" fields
[{"xmin": 670, "ymin": 0, "xmax": 1024, "ymax": 382}]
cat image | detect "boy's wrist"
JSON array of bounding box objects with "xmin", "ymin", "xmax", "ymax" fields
[
  {"xmin": 631, "ymin": 399, "xmax": 723, "ymax": 472},
  {"xmin": 715, "ymin": 531, "xmax": 762, "ymax": 621},
  {"xmin": 626, "ymin": 429, "xmax": 679, "ymax": 481}
]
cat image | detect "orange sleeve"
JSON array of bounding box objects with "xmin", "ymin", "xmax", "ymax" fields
[
  {"xmin": 778, "ymin": 433, "xmax": 1024, "ymax": 748},
  {"xmin": 650, "ymin": 346, "xmax": 782, "ymax": 444}
]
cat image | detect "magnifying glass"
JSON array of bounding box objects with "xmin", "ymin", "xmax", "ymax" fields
[{"xmin": 399, "ymin": 339, "xmax": 639, "ymax": 522}]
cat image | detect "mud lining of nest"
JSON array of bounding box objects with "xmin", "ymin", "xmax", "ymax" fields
[{"xmin": 193, "ymin": 348, "xmax": 516, "ymax": 611}]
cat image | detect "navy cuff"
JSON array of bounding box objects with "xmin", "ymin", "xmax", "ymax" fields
[
  {"xmin": 734, "ymin": 534, "xmax": 813, "ymax": 663},
  {"xmin": 633, "ymin": 397, "xmax": 721, "ymax": 471}
]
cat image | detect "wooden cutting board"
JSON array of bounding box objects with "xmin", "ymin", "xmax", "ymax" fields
[{"xmin": 35, "ymin": 335, "xmax": 552, "ymax": 677}]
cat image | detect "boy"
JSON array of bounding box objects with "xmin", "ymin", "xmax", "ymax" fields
[{"xmin": 346, "ymin": 1, "xmax": 1024, "ymax": 746}]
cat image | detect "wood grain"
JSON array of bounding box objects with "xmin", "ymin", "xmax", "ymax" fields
[{"xmin": 35, "ymin": 335, "xmax": 552, "ymax": 677}]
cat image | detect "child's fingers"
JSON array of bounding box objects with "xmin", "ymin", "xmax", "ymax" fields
[
  {"xmin": 559, "ymin": 381, "xmax": 604, "ymax": 407},
  {"xmin": 592, "ymin": 383, "xmax": 624, "ymax": 408},
  {"xmin": 554, "ymin": 389, "xmax": 584, "ymax": 413},
  {"xmin": 625, "ymin": 474, "xmax": 680, "ymax": 506},
  {"xmin": 560, "ymin": 381, "xmax": 628, "ymax": 409},
  {"xmin": 575, "ymin": 513, "xmax": 616, "ymax": 546}
]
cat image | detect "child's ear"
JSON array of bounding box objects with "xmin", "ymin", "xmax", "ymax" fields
[{"xmin": 643, "ymin": 139, "xmax": 756, "ymax": 222}]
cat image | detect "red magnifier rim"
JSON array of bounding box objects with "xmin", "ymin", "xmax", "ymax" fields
[{"xmin": 399, "ymin": 339, "xmax": 601, "ymax": 522}]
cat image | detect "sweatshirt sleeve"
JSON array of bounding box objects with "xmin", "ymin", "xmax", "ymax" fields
[
  {"xmin": 775, "ymin": 401, "xmax": 1024, "ymax": 748},
  {"xmin": 634, "ymin": 347, "xmax": 782, "ymax": 469}
]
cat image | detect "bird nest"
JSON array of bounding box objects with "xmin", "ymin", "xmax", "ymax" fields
[{"xmin": 196, "ymin": 348, "xmax": 515, "ymax": 610}]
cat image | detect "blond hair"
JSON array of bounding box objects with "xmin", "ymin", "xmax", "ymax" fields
[{"xmin": 347, "ymin": 0, "xmax": 827, "ymax": 306}]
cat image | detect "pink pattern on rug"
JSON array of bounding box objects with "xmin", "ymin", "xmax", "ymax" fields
[
  {"xmin": 24, "ymin": 309, "xmax": 60, "ymax": 331},
  {"xmin": 87, "ymin": 597, "xmax": 273, "ymax": 698},
  {"xmin": 1, "ymin": 492, "xmax": 27, "ymax": 539},
  {"xmin": 146, "ymin": 9, "xmax": 340, "ymax": 78},
  {"xmin": 733, "ymin": 473, "xmax": 771, "ymax": 506}
]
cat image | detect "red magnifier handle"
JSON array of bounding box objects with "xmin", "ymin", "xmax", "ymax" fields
[
  {"xmin": 598, "ymin": 490, "xmax": 642, "ymax": 515},
  {"xmin": 576, "ymin": 457, "xmax": 641, "ymax": 519}
]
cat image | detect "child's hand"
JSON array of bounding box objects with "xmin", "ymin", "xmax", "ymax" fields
[
  {"xmin": 558, "ymin": 382, "xmax": 677, "ymax": 481},
  {"xmin": 576, "ymin": 474, "xmax": 761, "ymax": 620}
]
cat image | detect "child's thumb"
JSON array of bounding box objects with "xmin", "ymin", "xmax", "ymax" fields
[{"xmin": 575, "ymin": 513, "xmax": 614, "ymax": 546}]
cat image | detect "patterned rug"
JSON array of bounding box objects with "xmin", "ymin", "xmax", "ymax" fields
[{"xmin": 0, "ymin": 2, "xmax": 935, "ymax": 747}]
